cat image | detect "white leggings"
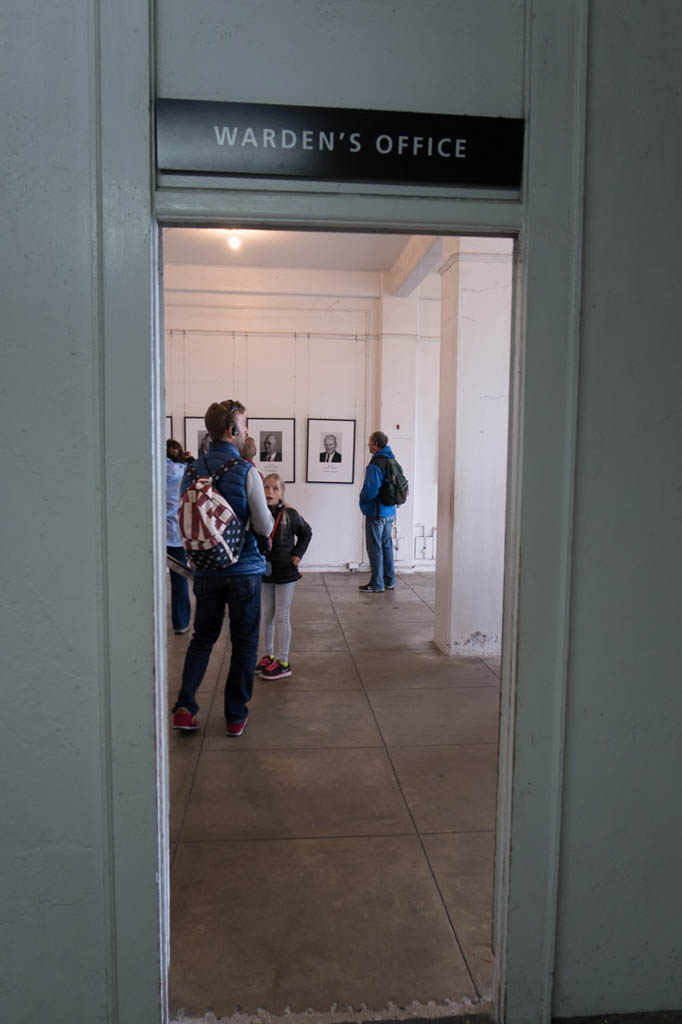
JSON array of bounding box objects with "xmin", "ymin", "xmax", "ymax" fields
[{"xmin": 261, "ymin": 581, "xmax": 297, "ymax": 662}]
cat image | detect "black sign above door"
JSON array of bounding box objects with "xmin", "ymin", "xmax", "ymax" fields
[{"xmin": 156, "ymin": 99, "xmax": 524, "ymax": 190}]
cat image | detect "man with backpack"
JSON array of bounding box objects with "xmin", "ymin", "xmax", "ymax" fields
[
  {"xmin": 171, "ymin": 399, "xmax": 274, "ymax": 737},
  {"xmin": 358, "ymin": 430, "xmax": 408, "ymax": 593}
]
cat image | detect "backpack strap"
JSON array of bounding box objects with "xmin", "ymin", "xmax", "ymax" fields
[
  {"xmin": 210, "ymin": 458, "xmax": 239, "ymax": 483},
  {"xmin": 189, "ymin": 457, "xmax": 251, "ymax": 531}
]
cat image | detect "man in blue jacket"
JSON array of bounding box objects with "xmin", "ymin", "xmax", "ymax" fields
[
  {"xmin": 358, "ymin": 430, "xmax": 397, "ymax": 593},
  {"xmin": 172, "ymin": 399, "xmax": 274, "ymax": 736}
]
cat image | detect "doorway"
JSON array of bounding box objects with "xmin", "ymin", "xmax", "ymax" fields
[{"xmin": 161, "ymin": 226, "xmax": 514, "ymax": 1020}]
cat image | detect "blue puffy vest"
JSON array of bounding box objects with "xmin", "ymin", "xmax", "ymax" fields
[{"xmin": 182, "ymin": 441, "xmax": 266, "ymax": 576}]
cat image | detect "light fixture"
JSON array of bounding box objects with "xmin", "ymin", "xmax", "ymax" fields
[{"xmin": 227, "ymin": 230, "xmax": 241, "ymax": 250}]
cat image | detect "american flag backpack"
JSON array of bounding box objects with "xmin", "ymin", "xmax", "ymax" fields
[{"xmin": 179, "ymin": 459, "xmax": 248, "ymax": 572}]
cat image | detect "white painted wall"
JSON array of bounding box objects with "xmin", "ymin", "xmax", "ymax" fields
[{"xmin": 163, "ymin": 259, "xmax": 441, "ymax": 570}]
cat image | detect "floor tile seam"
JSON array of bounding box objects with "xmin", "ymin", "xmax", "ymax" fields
[
  {"xmin": 364, "ymin": 685, "xmax": 500, "ymax": 696},
  {"xmin": 372, "ymin": 737, "xmax": 482, "ymax": 1000},
  {"xmin": 398, "ymin": 576, "xmax": 434, "ymax": 609},
  {"xmin": 172, "ymin": 641, "xmax": 231, "ymax": 838},
  {"xmin": 173, "ymin": 828, "xmax": 421, "ymax": 845},
  {"xmin": 387, "ymin": 741, "xmax": 500, "ymax": 751},
  {"xmin": 418, "ymin": 827, "xmax": 497, "ymax": 837},
  {"xmin": 332, "ymin": 572, "xmax": 483, "ymax": 997},
  {"xmin": 481, "ymin": 660, "xmax": 502, "ymax": 681},
  {"xmin": 332, "ymin": 638, "xmax": 435, "ymax": 647},
  {"xmin": 360, "ymin": 684, "xmax": 500, "ymax": 693},
  {"xmin": 196, "ymin": 741, "xmax": 499, "ymax": 752},
  {"xmin": 197, "ymin": 743, "xmax": 388, "ymax": 752},
  {"xmin": 381, "ymin": 742, "xmax": 499, "ymax": 751},
  {"xmin": 254, "ymin": 686, "xmax": 365, "ymax": 693},
  {"xmin": 174, "ymin": 827, "xmax": 496, "ymax": 845},
  {"xmin": 190, "ymin": 743, "xmax": 414, "ymax": 754},
  {"xmin": 193, "ymin": 740, "xmax": 500, "ymax": 754},
  {"xmin": 321, "ymin": 574, "xmax": 379, "ymax": 700}
]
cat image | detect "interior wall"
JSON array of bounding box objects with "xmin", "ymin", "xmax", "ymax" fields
[
  {"xmin": 6, "ymin": 1, "xmax": 682, "ymax": 1023},
  {"xmin": 163, "ymin": 257, "xmax": 441, "ymax": 569},
  {"xmin": 1, "ymin": 2, "xmax": 161, "ymax": 1023},
  {"xmin": 551, "ymin": 3, "xmax": 682, "ymax": 1013}
]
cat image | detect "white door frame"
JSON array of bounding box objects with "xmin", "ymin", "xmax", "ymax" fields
[{"xmin": 97, "ymin": 2, "xmax": 586, "ymax": 1021}]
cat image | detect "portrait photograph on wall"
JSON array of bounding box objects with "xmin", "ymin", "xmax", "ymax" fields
[
  {"xmin": 306, "ymin": 418, "xmax": 355, "ymax": 484},
  {"xmin": 184, "ymin": 416, "xmax": 209, "ymax": 458},
  {"xmin": 247, "ymin": 417, "xmax": 295, "ymax": 483},
  {"xmin": 165, "ymin": 415, "xmax": 173, "ymax": 440}
]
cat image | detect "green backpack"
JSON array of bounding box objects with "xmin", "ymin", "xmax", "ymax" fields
[{"xmin": 372, "ymin": 454, "xmax": 409, "ymax": 507}]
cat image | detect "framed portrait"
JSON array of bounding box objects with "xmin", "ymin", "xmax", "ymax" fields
[
  {"xmin": 306, "ymin": 418, "xmax": 356, "ymax": 484},
  {"xmin": 247, "ymin": 417, "xmax": 295, "ymax": 483},
  {"xmin": 184, "ymin": 416, "xmax": 209, "ymax": 458},
  {"xmin": 165, "ymin": 415, "xmax": 173, "ymax": 441}
]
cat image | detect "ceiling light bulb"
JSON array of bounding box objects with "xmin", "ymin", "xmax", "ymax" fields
[{"xmin": 228, "ymin": 233, "xmax": 241, "ymax": 250}]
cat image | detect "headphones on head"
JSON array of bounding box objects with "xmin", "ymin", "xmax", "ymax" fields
[{"xmin": 224, "ymin": 401, "xmax": 240, "ymax": 436}]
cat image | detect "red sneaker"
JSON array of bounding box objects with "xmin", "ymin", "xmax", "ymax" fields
[
  {"xmin": 261, "ymin": 659, "xmax": 292, "ymax": 680},
  {"xmin": 255, "ymin": 655, "xmax": 274, "ymax": 675},
  {"xmin": 226, "ymin": 719, "xmax": 247, "ymax": 738},
  {"xmin": 172, "ymin": 708, "xmax": 198, "ymax": 731}
]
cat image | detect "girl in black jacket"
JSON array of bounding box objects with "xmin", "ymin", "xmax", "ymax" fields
[{"xmin": 256, "ymin": 473, "xmax": 313, "ymax": 679}]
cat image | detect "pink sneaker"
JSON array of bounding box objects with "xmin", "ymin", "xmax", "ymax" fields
[
  {"xmin": 261, "ymin": 659, "xmax": 292, "ymax": 680},
  {"xmin": 226, "ymin": 719, "xmax": 247, "ymax": 738},
  {"xmin": 255, "ymin": 655, "xmax": 274, "ymax": 675},
  {"xmin": 172, "ymin": 708, "xmax": 198, "ymax": 731}
]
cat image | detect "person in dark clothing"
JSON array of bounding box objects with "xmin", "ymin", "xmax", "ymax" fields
[
  {"xmin": 171, "ymin": 399, "xmax": 273, "ymax": 737},
  {"xmin": 255, "ymin": 472, "xmax": 312, "ymax": 680}
]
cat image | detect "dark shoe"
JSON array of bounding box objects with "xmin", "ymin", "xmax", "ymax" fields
[
  {"xmin": 226, "ymin": 719, "xmax": 247, "ymax": 737},
  {"xmin": 261, "ymin": 659, "xmax": 292, "ymax": 680},
  {"xmin": 255, "ymin": 655, "xmax": 274, "ymax": 675},
  {"xmin": 358, "ymin": 582, "xmax": 383, "ymax": 592},
  {"xmin": 173, "ymin": 708, "xmax": 198, "ymax": 731},
  {"xmin": 174, "ymin": 625, "xmax": 191, "ymax": 635}
]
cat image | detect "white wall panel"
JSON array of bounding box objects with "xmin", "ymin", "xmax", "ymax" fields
[{"xmin": 164, "ymin": 265, "xmax": 442, "ymax": 571}]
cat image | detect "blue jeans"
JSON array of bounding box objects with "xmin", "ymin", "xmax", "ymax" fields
[
  {"xmin": 365, "ymin": 516, "xmax": 396, "ymax": 591},
  {"xmin": 167, "ymin": 545, "xmax": 190, "ymax": 631},
  {"xmin": 174, "ymin": 573, "xmax": 262, "ymax": 723}
]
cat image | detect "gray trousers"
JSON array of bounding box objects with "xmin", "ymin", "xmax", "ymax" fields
[{"xmin": 261, "ymin": 580, "xmax": 296, "ymax": 662}]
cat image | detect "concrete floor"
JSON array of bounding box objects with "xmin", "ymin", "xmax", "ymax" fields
[{"xmin": 167, "ymin": 571, "xmax": 501, "ymax": 1021}]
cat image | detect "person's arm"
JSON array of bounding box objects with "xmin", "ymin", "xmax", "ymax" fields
[
  {"xmin": 359, "ymin": 463, "xmax": 382, "ymax": 504},
  {"xmin": 245, "ymin": 466, "xmax": 274, "ymax": 535},
  {"xmin": 291, "ymin": 510, "xmax": 312, "ymax": 562}
]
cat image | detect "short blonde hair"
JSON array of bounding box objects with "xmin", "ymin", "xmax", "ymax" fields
[
  {"xmin": 263, "ymin": 472, "xmax": 285, "ymax": 497},
  {"xmin": 242, "ymin": 435, "xmax": 257, "ymax": 461}
]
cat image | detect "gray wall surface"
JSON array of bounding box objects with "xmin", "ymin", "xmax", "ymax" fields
[
  {"xmin": 553, "ymin": 2, "xmax": 682, "ymax": 1013},
  {"xmin": 0, "ymin": 1, "xmax": 162, "ymax": 1022},
  {"xmin": 156, "ymin": 0, "xmax": 525, "ymax": 116},
  {"xmin": 2, "ymin": 1, "xmax": 681, "ymax": 1022}
]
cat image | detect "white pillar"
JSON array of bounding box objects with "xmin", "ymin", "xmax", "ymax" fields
[
  {"xmin": 376, "ymin": 292, "xmax": 418, "ymax": 567},
  {"xmin": 434, "ymin": 237, "xmax": 513, "ymax": 656}
]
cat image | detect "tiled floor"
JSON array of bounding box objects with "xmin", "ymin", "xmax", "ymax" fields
[{"xmin": 167, "ymin": 572, "xmax": 501, "ymax": 1019}]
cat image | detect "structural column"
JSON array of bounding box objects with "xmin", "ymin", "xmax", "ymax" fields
[
  {"xmin": 376, "ymin": 292, "xmax": 419, "ymax": 566},
  {"xmin": 434, "ymin": 237, "xmax": 513, "ymax": 656}
]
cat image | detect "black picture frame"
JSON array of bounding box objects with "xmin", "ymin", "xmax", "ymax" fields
[{"xmin": 306, "ymin": 418, "xmax": 356, "ymax": 484}]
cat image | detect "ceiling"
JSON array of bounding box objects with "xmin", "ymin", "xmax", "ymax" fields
[{"xmin": 162, "ymin": 227, "xmax": 411, "ymax": 272}]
